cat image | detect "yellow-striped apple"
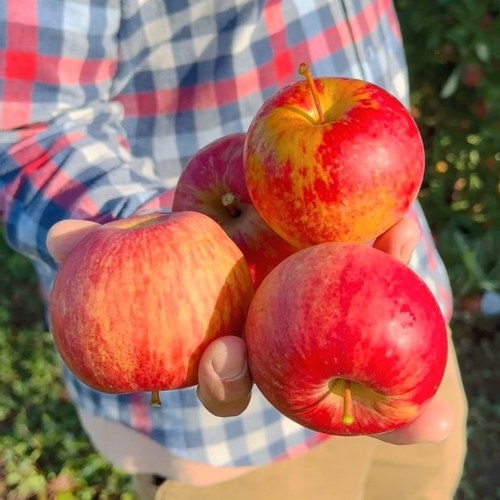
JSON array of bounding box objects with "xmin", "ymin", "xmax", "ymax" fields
[
  {"xmin": 49, "ymin": 211, "xmax": 254, "ymax": 405},
  {"xmin": 172, "ymin": 133, "xmax": 298, "ymax": 287},
  {"xmin": 245, "ymin": 242, "xmax": 448, "ymax": 436},
  {"xmin": 244, "ymin": 63, "xmax": 425, "ymax": 248}
]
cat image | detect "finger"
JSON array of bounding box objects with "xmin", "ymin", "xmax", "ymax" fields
[
  {"xmin": 197, "ymin": 336, "xmax": 253, "ymax": 417},
  {"xmin": 46, "ymin": 220, "xmax": 101, "ymax": 264},
  {"xmin": 373, "ymin": 217, "xmax": 420, "ymax": 264},
  {"xmin": 374, "ymin": 397, "xmax": 452, "ymax": 445}
]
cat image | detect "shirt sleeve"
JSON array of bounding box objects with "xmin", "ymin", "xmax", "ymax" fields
[{"xmin": 0, "ymin": 0, "xmax": 173, "ymax": 268}]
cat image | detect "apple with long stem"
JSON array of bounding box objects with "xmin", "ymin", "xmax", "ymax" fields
[
  {"xmin": 245, "ymin": 242, "xmax": 448, "ymax": 435},
  {"xmin": 49, "ymin": 211, "xmax": 255, "ymax": 406},
  {"xmin": 244, "ymin": 63, "xmax": 425, "ymax": 248},
  {"xmin": 172, "ymin": 133, "xmax": 298, "ymax": 287}
]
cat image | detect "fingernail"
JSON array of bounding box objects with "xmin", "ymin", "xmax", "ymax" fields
[{"xmin": 211, "ymin": 349, "xmax": 245, "ymax": 381}]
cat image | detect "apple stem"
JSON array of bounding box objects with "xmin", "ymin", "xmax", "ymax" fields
[
  {"xmin": 150, "ymin": 390, "xmax": 162, "ymax": 407},
  {"xmin": 221, "ymin": 192, "xmax": 241, "ymax": 217},
  {"xmin": 298, "ymin": 63, "xmax": 324, "ymax": 124},
  {"xmin": 342, "ymin": 380, "xmax": 354, "ymax": 425}
]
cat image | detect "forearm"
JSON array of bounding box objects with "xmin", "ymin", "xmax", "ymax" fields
[
  {"xmin": 0, "ymin": 0, "xmax": 173, "ymax": 267},
  {"xmin": 0, "ymin": 103, "xmax": 172, "ymax": 266}
]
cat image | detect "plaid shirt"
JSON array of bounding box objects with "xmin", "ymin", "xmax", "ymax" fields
[{"xmin": 0, "ymin": 0, "xmax": 453, "ymax": 467}]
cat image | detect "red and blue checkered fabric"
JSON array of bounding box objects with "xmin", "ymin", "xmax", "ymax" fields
[{"xmin": 0, "ymin": 0, "xmax": 453, "ymax": 467}]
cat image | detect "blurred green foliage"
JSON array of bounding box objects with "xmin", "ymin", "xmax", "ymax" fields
[
  {"xmin": 396, "ymin": 0, "xmax": 500, "ymax": 299},
  {"xmin": 0, "ymin": 237, "xmax": 134, "ymax": 498}
]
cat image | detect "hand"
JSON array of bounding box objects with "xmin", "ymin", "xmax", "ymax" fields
[
  {"xmin": 197, "ymin": 217, "xmax": 452, "ymax": 444},
  {"xmin": 47, "ymin": 218, "xmax": 452, "ymax": 443}
]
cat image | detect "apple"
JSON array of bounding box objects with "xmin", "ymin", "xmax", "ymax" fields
[
  {"xmin": 49, "ymin": 211, "xmax": 254, "ymax": 406},
  {"xmin": 244, "ymin": 242, "xmax": 448, "ymax": 435},
  {"xmin": 172, "ymin": 133, "xmax": 298, "ymax": 287},
  {"xmin": 244, "ymin": 63, "xmax": 425, "ymax": 248}
]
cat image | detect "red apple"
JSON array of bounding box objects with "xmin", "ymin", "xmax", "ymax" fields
[
  {"xmin": 245, "ymin": 242, "xmax": 448, "ymax": 436},
  {"xmin": 244, "ymin": 64, "xmax": 425, "ymax": 248},
  {"xmin": 49, "ymin": 211, "xmax": 254, "ymax": 405},
  {"xmin": 172, "ymin": 133, "xmax": 298, "ymax": 287}
]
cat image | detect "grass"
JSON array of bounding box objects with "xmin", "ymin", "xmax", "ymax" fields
[{"xmin": 0, "ymin": 237, "xmax": 133, "ymax": 498}]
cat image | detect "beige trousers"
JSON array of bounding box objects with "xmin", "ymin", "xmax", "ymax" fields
[{"xmin": 134, "ymin": 343, "xmax": 467, "ymax": 500}]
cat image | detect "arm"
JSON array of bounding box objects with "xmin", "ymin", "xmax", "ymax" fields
[{"xmin": 0, "ymin": 0, "xmax": 172, "ymax": 267}]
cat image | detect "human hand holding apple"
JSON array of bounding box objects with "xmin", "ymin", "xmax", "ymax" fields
[
  {"xmin": 198, "ymin": 217, "xmax": 452, "ymax": 442},
  {"xmin": 47, "ymin": 216, "xmax": 451, "ymax": 442}
]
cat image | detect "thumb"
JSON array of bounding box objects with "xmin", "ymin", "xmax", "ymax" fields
[
  {"xmin": 373, "ymin": 217, "xmax": 420, "ymax": 264},
  {"xmin": 46, "ymin": 220, "xmax": 101, "ymax": 264},
  {"xmin": 197, "ymin": 336, "xmax": 253, "ymax": 417},
  {"xmin": 374, "ymin": 397, "xmax": 452, "ymax": 445}
]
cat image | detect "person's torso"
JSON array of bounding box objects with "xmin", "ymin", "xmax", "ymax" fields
[{"xmin": 111, "ymin": 0, "xmax": 408, "ymax": 183}]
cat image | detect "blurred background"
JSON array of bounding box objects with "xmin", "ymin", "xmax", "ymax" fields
[{"xmin": 1, "ymin": 1, "xmax": 499, "ymax": 498}]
